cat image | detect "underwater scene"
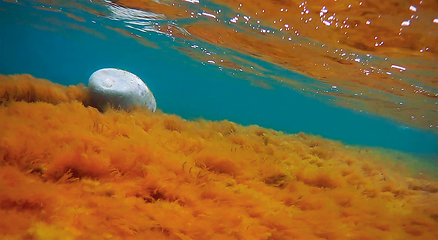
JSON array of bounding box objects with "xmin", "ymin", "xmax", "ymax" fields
[{"xmin": 0, "ymin": 0, "xmax": 437, "ymax": 239}]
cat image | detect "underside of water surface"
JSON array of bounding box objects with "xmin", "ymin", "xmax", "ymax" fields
[{"xmin": 0, "ymin": 0, "xmax": 437, "ymax": 239}]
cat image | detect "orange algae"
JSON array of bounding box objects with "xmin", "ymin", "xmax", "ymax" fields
[
  {"xmin": 0, "ymin": 74, "xmax": 438, "ymax": 239},
  {"xmin": 0, "ymin": 74, "xmax": 90, "ymax": 106}
]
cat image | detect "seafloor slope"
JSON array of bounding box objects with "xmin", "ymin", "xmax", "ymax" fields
[{"xmin": 0, "ymin": 74, "xmax": 437, "ymax": 239}]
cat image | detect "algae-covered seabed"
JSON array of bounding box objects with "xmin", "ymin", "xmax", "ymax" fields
[
  {"xmin": 1, "ymin": 74, "xmax": 437, "ymax": 239},
  {"xmin": 1, "ymin": 0, "xmax": 438, "ymax": 238}
]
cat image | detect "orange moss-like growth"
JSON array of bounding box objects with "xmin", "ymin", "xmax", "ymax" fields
[
  {"xmin": 0, "ymin": 74, "xmax": 438, "ymax": 239},
  {"xmin": 0, "ymin": 74, "xmax": 90, "ymax": 105}
]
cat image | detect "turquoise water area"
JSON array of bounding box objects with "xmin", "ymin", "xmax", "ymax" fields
[{"xmin": 0, "ymin": 0, "xmax": 437, "ymax": 157}]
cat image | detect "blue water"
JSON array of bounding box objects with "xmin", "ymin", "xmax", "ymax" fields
[{"xmin": 0, "ymin": 0, "xmax": 437, "ymax": 156}]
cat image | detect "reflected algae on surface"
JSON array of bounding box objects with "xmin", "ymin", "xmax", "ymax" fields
[
  {"xmin": 104, "ymin": 0, "xmax": 438, "ymax": 132},
  {"xmin": 1, "ymin": 74, "xmax": 438, "ymax": 239}
]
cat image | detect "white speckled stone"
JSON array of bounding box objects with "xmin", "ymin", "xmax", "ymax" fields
[{"xmin": 88, "ymin": 68, "xmax": 156, "ymax": 112}]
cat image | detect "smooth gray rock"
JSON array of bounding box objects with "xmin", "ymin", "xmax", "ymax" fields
[{"xmin": 88, "ymin": 68, "xmax": 156, "ymax": 112}]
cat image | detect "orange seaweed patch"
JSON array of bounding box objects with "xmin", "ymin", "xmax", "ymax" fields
[
  {"xmin": 0, "ymin": 74, "xmax": 90, "ymax": 105},
  {"xmin": 0, "ymin": 74, "xmax": 438, "ymax": 239}
]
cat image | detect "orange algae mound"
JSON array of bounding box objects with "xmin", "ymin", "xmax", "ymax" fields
[
  {"xmin": 0, "ymin": 74, "xmax": 90, "ymax": 105},
  {"xmin": 1, "ymin": 75, "xmax": 438, "ymax": 239}
]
